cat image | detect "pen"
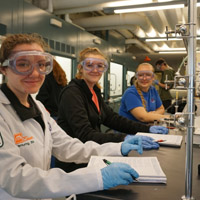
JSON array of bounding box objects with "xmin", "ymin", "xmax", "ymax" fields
[
  {"xmin": 103, "ymin": 159, "xmax": 112, "ymax": 165},
  {"xmin": 154, "ymin": 139, "xmax": 166, "ymax": 143},
  {"xmin": 103, "ymin": 159, "xmax": 139, "ymax": 182}
]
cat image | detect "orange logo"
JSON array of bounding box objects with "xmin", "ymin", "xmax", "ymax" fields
[{"xmin": 14, "ymin": 133, "xmax": 33, "ymax": 145}]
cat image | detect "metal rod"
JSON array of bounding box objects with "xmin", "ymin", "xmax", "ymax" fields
[{"xmin": 182, "ymin": 0, "xmax": 197, "ymax": 199}]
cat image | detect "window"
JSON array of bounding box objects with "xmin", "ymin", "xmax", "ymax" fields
[
  {"xmin": 55, "ymin": 56, "xmax": 72, "ymax": 82},
  {"xmin": 110, "ymin": 62, "xmax": 123, "ymax": 96}
]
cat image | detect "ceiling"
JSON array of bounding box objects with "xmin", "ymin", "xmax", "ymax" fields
[{"xmin": 30, "ymin": 0, "xmax": 200, "ymax": 67}]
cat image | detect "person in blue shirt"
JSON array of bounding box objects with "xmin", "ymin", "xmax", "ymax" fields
[{"xmin": 119, "ymin": 63, "xmax": 166, "ymax": 123}]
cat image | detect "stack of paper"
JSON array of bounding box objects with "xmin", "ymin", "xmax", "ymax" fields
[
  {"xmin": 136, "ymin": 132, "xmax": 183, "ymax": 147},
  {"xmin": 88, "ymin": 156, "xmax": 166, "ymax": 183}
]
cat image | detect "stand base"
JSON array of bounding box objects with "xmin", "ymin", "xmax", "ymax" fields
[{"xmin": 181, "ymin": 195, "xmax": 195, "ymax": 200}]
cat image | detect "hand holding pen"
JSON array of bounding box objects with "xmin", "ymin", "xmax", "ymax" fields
[
  {"xmin": 103, "ymin": 159, "xmax": 138, "ymax": 182},
  {"xmin": 101, "ymin": 159, "xmax": 139, "ymax": 189}
]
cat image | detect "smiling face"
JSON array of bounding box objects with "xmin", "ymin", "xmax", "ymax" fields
[
  {"xmin": 1, "ymin": 43, "xmax": 46, "ymax": 101},
  {"xmin": 136, "ymin": 63, "xmax": 154, "ymax": 92},
  {"xmin": 79, "ymin": 53, "xmax": 106, "ymax": 88}
]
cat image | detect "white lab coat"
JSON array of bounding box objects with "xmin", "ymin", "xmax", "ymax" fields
[{"xmin": 0, "ymin": 90, "xmax": 122, "ymax": 200}]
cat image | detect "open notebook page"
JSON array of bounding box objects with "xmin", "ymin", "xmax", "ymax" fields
[
  {"xmin": 136, "ymin": 132, "xmax": 183, "ymax": 147},
  {"xmin": 88, "ymin": 156, "xmax": 166, "ymax": 183}
]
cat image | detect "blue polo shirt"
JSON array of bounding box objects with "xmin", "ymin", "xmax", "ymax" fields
[{"xmin": 119, "ymin": 85, "xmax": 162, "ymax": 122}]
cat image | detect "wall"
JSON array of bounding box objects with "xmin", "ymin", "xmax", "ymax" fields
[{"xmin": 0, "ymin": 0, "xmax": 138, "ymax": 98}]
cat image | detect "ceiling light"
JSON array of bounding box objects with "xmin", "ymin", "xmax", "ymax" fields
[
  {"xmin": 159, "ymin": 51, "xmax": 187, "ymax": 54},
  {"xmin": 107, "ymin": 0, "xmax": 152, "ymax": 7},
  {"xmin": 163, "ymin": 47, "xmax": 186, "ymax": 51},
  {"xmin": 114, "ymin": 4, "xmax": 184, "ymax": 13},
  {"xmin": 146, "ymin": 38, "xmax": 182, "ymax": 42},
  {"xmin": 104, "ymin": 0, "xmax": 186, "ymax": 14},
  {"xmin": 145, "ymin": 36, "xmax": 200, "ymax": 42}
]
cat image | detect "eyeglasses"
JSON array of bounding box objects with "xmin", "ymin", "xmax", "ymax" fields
[
  {"xmin": 81, "ymin": 58, "xmax": 108, "ymax": 72},
  {"xmin": 136, "ymin": 70, "xmax": 154, "ymax": 80},
  {"xmin": 156, "ymin": 64, "xmax": 162, "ymax": 70},
  {"xmin": 2, "ymin": 51, "xmax": 53, "ymax": 75}
]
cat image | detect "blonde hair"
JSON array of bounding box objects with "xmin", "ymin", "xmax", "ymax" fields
[
  {"xmin": 135, "ymin": 63, "xmax": 154, "ymax": 110},
  {"xmin": 76, "ymin": 47, "xmax": 107, "ymax": 88}
]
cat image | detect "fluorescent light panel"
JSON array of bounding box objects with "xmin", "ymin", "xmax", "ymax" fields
[
  {"xmin": 159, "ymin": 50, "xmax": 200, "ymax": 54},
  {"xmin": 146, "ymin": 38, "xmax": 182, "ymax": 42},
  {"xmin": 146, "ymin": 37, "xmax": 200, "ymax": 42},
  {"xmin": 104, "ymin": 0, "xmax": 200, "ymax": 14},
  {"xmin": 114, "ymin": 4, "xmax": 184, "ymax": 13},
  {"xmin": 159, "ymin": 51, "xmax": 187, "ymax": 54}
]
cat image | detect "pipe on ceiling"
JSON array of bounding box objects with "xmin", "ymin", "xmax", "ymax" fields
[
  {"xmin": 72, "ymin": 13, "xmax": 153, "ymax": 34},
  {"xmin": 52, "ymin": 0, "xmax": 123, "ymax": 11},
  {"xmin": 145, "ymin": 11, "xmax": 165, "ymax": 34},
  {"xmin": 125, "ymin": 39, "xmax": 154, "ymax": 53}
]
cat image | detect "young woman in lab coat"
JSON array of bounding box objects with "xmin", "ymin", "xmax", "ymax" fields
[
  {"xmin": 56, "ymin": 48, "xmax": 168, "ymax": 173},
  {"xmin": 119, "ymin": 63, "xmax": 166, "ymax": 123},
  {"xmin": 0, "ymin": 33, "xmax": 154, "ymax": 200}
]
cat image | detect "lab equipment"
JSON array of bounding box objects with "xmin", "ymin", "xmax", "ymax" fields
[{"xmin": 101, "ymin": 162, "xmax": 139, "ymax": 189}]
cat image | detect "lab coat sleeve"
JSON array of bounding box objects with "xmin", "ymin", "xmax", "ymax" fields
[
  {"xmin": 43, "ymin": 109, "xmax": 122, "ymax": 163},
  {"xmin": 0, "ymin": 151, "xmax": 103, "ymax": 198},
  {"xmin": 0, "ymin": 105, "xmax": 121, "ymax": 199}
]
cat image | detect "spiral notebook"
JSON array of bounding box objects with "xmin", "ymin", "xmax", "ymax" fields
[
  {"xmin": 136, "ymin": 132, "xmax": 183, "ymax": 147},
  {"xmin": 88, "ymin": 156, "xmax": 166, "ymax": 183}
]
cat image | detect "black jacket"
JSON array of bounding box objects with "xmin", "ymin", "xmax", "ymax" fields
[
  {"xmin": 57, "ymin": 78, "xmax": 150, "ymax": 143},
  {"xmin": 36, "ymin": 72, "xmax": 64, "ymax": 117},
  {"xmin": 56, "ymin": 79, "xmax": 150, "ymax": 172}
]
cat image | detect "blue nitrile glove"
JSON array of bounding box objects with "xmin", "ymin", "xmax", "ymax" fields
[
  {"xmin": 154, "ymin": 80, "xmax": 159, "ymax": 85},
  {"xmin": 141, "ymin": 136, "xmax": 160, "ymax": 150},
  {"xmin": 121, "ymin": 135, "xmax": 143, "ymax": 155},
  {"xmin": 125, "ymin": 135, "xmax": 159, "ymax": 150},
  {"xmin": 101, "ymin": 162, "xmax": 139, "ymax": 189},
  {"xmin": 149, "ymin": 125, "xmax": 169, "ymax": 134}
]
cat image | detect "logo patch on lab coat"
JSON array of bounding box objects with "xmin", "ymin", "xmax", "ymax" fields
[
  {"xmin": 151, "ymin": 98, "xmax": 155, "ymax": 103},
  {"xmin": 0, "ymin": 132, "xmax": 4, "ymax": 147},
  {"xmin": 14, "ymin": 132, "xmax": 33, "ymax": 145}
]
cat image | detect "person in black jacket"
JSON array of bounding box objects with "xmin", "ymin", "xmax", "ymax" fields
[
  {"xmin": 56, "ymin": 47, "xmax": 168, "ymax": 172},
  {"xmin": 36, "ymin": 59, "xmax": 67, "ymax": 120}
]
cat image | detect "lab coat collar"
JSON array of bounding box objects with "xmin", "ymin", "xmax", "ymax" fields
[{"xmin": 0, "ymin": 83, "xmax": 42, "ymax": 121}]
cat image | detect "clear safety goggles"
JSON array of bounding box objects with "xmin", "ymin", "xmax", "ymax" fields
[
  {"xmin": 2, "ymin": 51, "xmax": 53, "ymax": 75},
  {"xmin": 81, "ymin": 58, "xmax": 108, "ymax": 72},
  {"xmin": 136, "ymin": 70, "xmax": 154, "ymax": 80},
  {"xmin": 156, "ymin": 64, "xmax": 162, "ymax": 70}
]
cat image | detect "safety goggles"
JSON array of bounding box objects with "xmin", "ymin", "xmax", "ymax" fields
[
  {"xmin": 156, "ymin": 64, "xmax": 162, "ymax": 70},
  {"xmin": 2, "ymin": 51, "xmax": 53, "ymax": 75},
  {"xmin": 81, "ymin": 58, "xmax": 108, "ymax": 72},
  {"xmin": 136, "ymin": 70, "xmax": 154, "ymax": 80}
]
